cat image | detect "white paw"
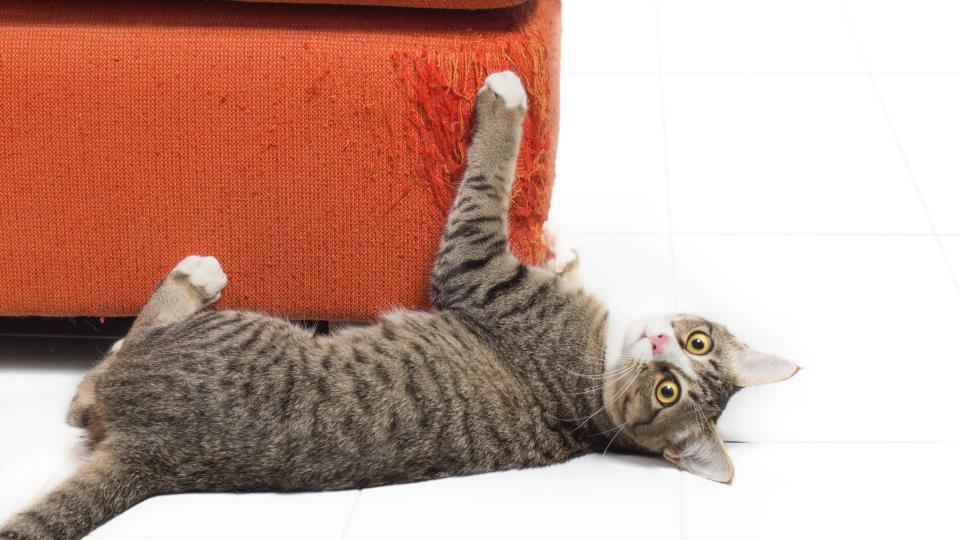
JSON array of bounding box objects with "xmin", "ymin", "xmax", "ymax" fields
[
  {"xmin": 481, "ymin": 71, "xmax": 528, "ymax": 110},
  {"xmin": 109, "ymin": 339, "xmax": 124, "ymax": 353},
  {"xmin": 542, "ymin": 220, "xmax": 578, "ymax": 274},
  {"xmin": 173, "ymin": 255, "xmax": 227, "ymax": 300}
]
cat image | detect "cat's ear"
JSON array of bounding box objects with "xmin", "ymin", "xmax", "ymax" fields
[
  {"xmin": 728, "ymin": 348, "xmax": 798, "ymax": 387},
  {"xmin": 664, "ymin": 425, "xmax": 733, "ymax": 483}
]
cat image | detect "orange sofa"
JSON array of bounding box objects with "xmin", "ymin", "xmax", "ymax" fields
[{"xmin": 0, "ymin": 0, "xmax": 560, "ymax": 321}]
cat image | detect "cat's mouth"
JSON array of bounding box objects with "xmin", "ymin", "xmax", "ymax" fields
[
  {"xmin": 621, "ymin": 318, "xmax": 678, "ymax": 364},
  {"xmin": 628, "ymin": 328, "xmax": 697, "ymax": 378},
  {"xmin": 625, "ymin": 333, "xmax": 657, "ymax": 362}
]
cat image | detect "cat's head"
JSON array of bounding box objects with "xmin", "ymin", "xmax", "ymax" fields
[{"xmin": 604, "ymin": 314, "xmax": 796, "ymax": 483}]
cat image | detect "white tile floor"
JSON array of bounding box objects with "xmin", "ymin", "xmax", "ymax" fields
[{"xmin": 3, "ymin": 0, "xmax": 960, "ymax": 538}]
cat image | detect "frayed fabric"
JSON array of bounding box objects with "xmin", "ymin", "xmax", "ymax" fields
[{"xmin": 0, "ymin": 0, "xmax": 560, "ymax": 319}]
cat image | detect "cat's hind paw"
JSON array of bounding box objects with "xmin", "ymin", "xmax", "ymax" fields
[
  {"xmin": 480, "ymin": 71, "xmax": 528, "ymax": 110},
  {"xmin": 172, "ymin": 255, "xmax": 227, "ymax": 302}
]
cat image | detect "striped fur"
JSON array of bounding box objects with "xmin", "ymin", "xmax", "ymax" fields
[{"xmin": 0, "ymin": 73, "xmax": 784, "ymax": 539}]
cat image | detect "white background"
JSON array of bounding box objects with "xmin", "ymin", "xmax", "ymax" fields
[{"xmin": 3, "ymin": 0, "xmax": 960, "ymax": 538}]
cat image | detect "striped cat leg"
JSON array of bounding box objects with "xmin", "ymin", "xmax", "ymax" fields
[
  {"xmin": 0, "ymin": 445, "xmax": 154, "ymax": 540},
  {"xmin": 66, "ymin": 256, "xmax": 228, "ymax": 438},
  {"xmin": 431, "ymin": 71, "xmax": 531, "ymax": 314},
  {"xmin": 125, "ymin": 255, "xmax": 227, "ymax": 343}
]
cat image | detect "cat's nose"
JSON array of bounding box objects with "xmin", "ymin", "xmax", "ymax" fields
[{"xmin": 649, "ymin": 334, "xmax": 669, "ymax": 355}]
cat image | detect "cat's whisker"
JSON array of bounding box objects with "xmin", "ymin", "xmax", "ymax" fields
[
  {"xmin": 691, "ymin": 395, "xmax": 711, "ymax": 428},
  {"xmin": 558, "ymin": 366, "xmax": 643, "ymax": 426},
  {"xmin": 563, "ymin": 385, "xmax": 606, "ymax": 396},
  {"xmin": 558, "ymin": 353, "xmax": 632, "ymax": 378},
  {"xmin": 558, "ymin": 370, "xmax": 627, "ymax": 382},
  {"xmin": 602, "ymin": 422, "xmax": 628, "ymax": 457},
  {"xmin": 564, "ymin": 364, "xmax": 636, "ymax": 396},
  {"xmin": 561, "ymin": 357, "xmax": 619, "ymax": 374},
  {"xmin": 589, "ymin": 420, "xmax": 628, "ymax": 437},
  {"xmin": 557, "ymin": 362, "xmax": 630, "ymax": 380},
  {"xmin": 564, "ymin": 343, "xmax": 629, "ymax": 367}
]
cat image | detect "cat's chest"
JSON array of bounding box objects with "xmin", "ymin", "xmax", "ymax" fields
[{"xmin": 571, "ymin": 271, "xmax": 639, "ymax": 372}]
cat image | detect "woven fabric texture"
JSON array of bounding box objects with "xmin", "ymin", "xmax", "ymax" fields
[
  {"xmin": 230, "ymin": 0, "xmax": 526, "ymax": 9},
  {"xmin": 0, "ymin": 0, "xmax": 560, "ymax": 320}
]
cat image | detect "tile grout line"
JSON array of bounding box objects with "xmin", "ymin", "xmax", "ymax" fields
[
  {"xmin": 839, "ymin": 0, "xmax": 960, "ymax": 296},
  {"xmin": 676, "ymin": 470, "xmax": 685, "ymax": 540},
  {"xmin": 652, "ymin": 0, "xmax": 679, "ymax": 314},
  {"xmin": 652, "ymin": 2, "xmax": 684, "ymax": 538},
  {"xmin": 337, "ymin": 489, "xmax": 363, "ymax": 540}
]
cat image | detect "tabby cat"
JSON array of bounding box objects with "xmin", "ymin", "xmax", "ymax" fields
[{"xmin": 1, "ymin": 71, "xmax": 797, "ymax": 540}]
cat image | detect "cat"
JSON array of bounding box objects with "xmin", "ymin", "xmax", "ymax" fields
[{"xmin": 0, "ymin": 71, "xmax": 796, "ymax": 540}]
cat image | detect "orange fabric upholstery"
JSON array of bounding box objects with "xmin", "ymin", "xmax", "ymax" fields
[
  {"xmin": 0, "ymin": 0, "xmax": 560, "ymax": 320},
  {"xmin": 231, "ymin": 0, "xmax": 526, "ymax": 9}
]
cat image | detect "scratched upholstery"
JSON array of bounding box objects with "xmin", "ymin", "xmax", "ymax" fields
[{"xmin": 0, "ymin": 0, "xmax": 560, "ymax": 320}]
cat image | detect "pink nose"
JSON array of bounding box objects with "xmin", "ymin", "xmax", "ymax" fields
[{"xmin": 649, "ymin": 334, "xmax": 669, "ymax": 355}]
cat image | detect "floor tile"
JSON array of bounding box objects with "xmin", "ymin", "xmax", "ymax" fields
[
  {"xmin": 6, "ymin": 2, "xmax": 960, "ymax": 539},
  {"xmin": 938, "ymin": 237, "xmax": 960, "ymax": 295},
  {"xmin": 0, "ymin": 339, "xmax": 98, "ymax": 422},
  {"xmin": 343, "ymin": 454, "xmax": 680, "ymax": 540},
  {"xmin": 873, "ymin": 75, "xmax": 960, "ymax": 233},
  {"xmin": 575, "ymin": 233, "xmax": 676, "ymax": 317},
  {"xmin": 674, "ymin": 235, "xmax": 960, "ymax": 442},
  {"xmin": 682, "ymin": 442, "xmax": 960, "ymax": 539},
  {"xmin": 663, "ymin": 74, "xmax": 929, "ymax": 234},
  {"xmin": 551, "ymin": 73, "xmax": 669, "ymax": 234},
  {"xmin": 0, "ymin": 420, "xmax": 85, "ymax": 527},
  {"xmin": 89, "ymin": 491, "xmax": 359, "ymax": 540},
  {"xmin": 561, "ymin": 0, "xmax": 659, "ymax": 74},
  {"xmin": 844, "ymin": 0, "xmax": 960, "ymax": 73},
  {"xmin": 659, "ymin": 0, "xmax": 862, "ymax": 73}
]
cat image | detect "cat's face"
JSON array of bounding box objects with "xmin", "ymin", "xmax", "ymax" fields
[{"xmin": 604, "ymin": 314, "xmax": 797, "ymax": 482}]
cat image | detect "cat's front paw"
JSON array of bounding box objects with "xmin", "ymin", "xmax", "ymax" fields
[
  {"xmin": 479, "ymin": 71, "xmax": 528, "ymax": 111},
  {"xmin": 541, "ymin": 220, "xmax": 579, "ymax": 276},
  {"xmin": 172, "ymin": 255, "xmax": 227, "ymax": 302}
]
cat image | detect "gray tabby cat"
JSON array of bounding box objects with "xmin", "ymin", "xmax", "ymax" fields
[{"xmin": 1, "ymin": 71, "xmax": 796, "ymax": 540}]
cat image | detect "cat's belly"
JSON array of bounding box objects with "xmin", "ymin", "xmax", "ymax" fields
[
  {"xmin": 169, "ymin": 358, "xmax": 579, "ymax": 491},
  {"xmin": 97, "ymin": 310, "xmax": 588, "ymax": 492}
]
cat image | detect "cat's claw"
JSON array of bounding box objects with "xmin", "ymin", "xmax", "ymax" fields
[
  {"xmin": 173, "ymin": 255, "xmax": 227, "ymax": 301},
  {"xmin": 480, "ymin": 71, "xmax": 528, "ymax": 110}
]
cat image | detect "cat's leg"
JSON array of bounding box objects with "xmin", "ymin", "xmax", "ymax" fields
[
  {"xmin": 0, "ymin": 445, "xmax": 155, "ymax": 539},
  {"xmin": 432, "ymin": 71, "xmax": 543, "ymax": 321},
  {"xmin": 125, "ymin": 255, "xmax": 227, "ymax": 342},
  {"xmin": 66, "ymin": 338, "xmax": 125, "ymax": 443},
  {"xmin": 66, "ymin": 256, "xmax": 226, "ymax": 437}
]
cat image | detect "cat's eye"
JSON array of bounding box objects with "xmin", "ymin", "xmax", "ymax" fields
[
  {"xmin": 655, "ymin": 379, "xmax": 680, "ymax": 406},
  {"xmin": 685, "ymin": 332, "xmax": 712, "ymax": 355}
]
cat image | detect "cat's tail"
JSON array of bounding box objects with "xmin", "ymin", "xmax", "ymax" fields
[{"xmin": 0, "ymin": 450, "xmax": 153, "ymax": 540}]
